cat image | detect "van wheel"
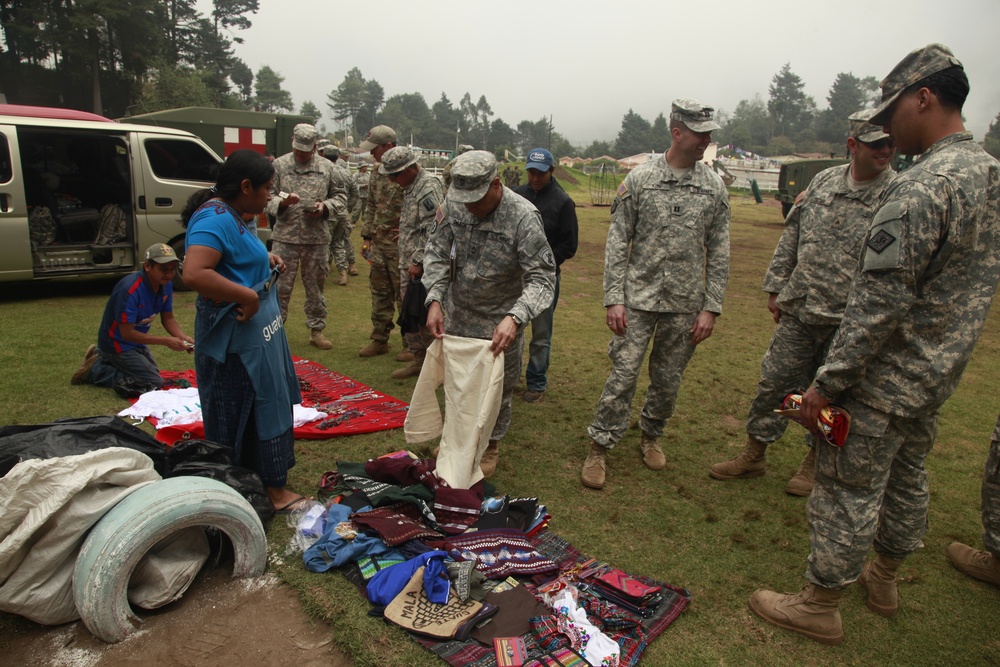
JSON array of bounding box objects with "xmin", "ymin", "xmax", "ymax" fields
[{"xmin": 170, "ymin": 238, "xmax": 190, "ymax": 291}]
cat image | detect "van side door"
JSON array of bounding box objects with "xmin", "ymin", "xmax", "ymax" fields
[
  {"xmin": 0, "ymin": 125, "xmax": 32, "ymax": 281},
  {"xmin": 131, "ymin": 132, "xmax": 221, "ymax": 253}
]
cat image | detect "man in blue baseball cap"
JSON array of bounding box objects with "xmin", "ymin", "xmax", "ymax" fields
[{"xmin": 513, "ymin": 148, "xmax": 578, "ymax": 403}]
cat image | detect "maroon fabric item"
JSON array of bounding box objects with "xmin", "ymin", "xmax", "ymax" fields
[{"xmin": 351, "ymin": 505, "xmax": 442, "ymax": 546}]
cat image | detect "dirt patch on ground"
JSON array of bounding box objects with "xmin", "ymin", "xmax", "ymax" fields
[{"xmin": 3, "ymin": 568, "xmax": 351, "ymax": 667}]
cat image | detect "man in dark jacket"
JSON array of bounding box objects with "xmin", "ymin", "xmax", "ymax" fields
[{"xmin": 513, "ymin": 148, "xmax": 578, "ymax": 403}]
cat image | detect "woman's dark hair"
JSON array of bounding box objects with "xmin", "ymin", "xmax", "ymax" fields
[{"xmin": 181, "ymin": 149, "xmax": 275, "ymax": 226}]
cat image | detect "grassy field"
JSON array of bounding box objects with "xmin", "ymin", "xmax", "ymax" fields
[{"xmin": 1, "ymin": 172, "xmax": 999, "ymax": 666}]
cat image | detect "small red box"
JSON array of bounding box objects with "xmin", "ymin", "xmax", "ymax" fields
[{"xmin": 494, "ymin": 636, "xmax": 528, "ymax": 667}]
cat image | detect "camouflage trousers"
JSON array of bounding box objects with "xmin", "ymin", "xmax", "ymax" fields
[
  {"xmin": 272, "ymin": 241, "xmax": 328, "ymax": 332},
  {"xmin": 367, "ymin": 237, "xmax": 401, "ymax": 342},
  {"xmin": 806, "ymin": 398, "xmax": 937, "ymax": 589},
  {"xmin": 746, "ymin": 313, "xmax": 838, "ymax": 444},
  {"xmin": 400, "ymin": 271, "xmax": 433, "ymax": 357},
  {"xmin": 587, "ymin": 309, "xmax": 698, "ymax": 449},
  {"xmin": 981, "ymin": 415, "xmax": 1000, "ymax": 557},
  {"xmin": 328, "ymin": 217, "xmax": 355, "ymax": 272},
  {"xmin": 492, "ymin": 331, "xmax": 524, "ymax": 443}
]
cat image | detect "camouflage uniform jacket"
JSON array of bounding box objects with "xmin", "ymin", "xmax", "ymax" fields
[
  {"xmin": 333, "ymin": 163, "xmax": 359, "ymax": 219},
  {"xmin": 605, "ymin": 155, "xmax": 730, "ymax": 314},
  {"xmin": 361, "ymin": 167, "xmax": 403, "ymax": 242},
  {"xmin": 422, "ymin": 187, "xmax": 556, "ymax": 339},
  {"xmin": 266, "ymin": 153, "xmax": 347, "ymax": 245},
  {"xmin": 763, "ymin": 163, "xmax": 894, "ymax": 325},
  {"xmin": 355, "ymin": 169, "xmax": 370, "ymax": 194},
  {"xmin": 399, "ymin": 167, "xmax": 443, "ymax": 267},
  {"xmin": 815, "ymin": 132, "xmax": 1000, "ymax": 417}
]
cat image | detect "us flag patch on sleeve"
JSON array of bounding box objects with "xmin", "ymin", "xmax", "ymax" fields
[
  {"xmin": 435, "ymin": 206, "xmax": 445, "ymax": 225},
  {"xmin": 617, "ymin": 181, "xmax": 629, "ymax": 197}
]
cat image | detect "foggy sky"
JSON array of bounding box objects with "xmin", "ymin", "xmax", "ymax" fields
[{"xmin": 206, "ymin": 0, "xmax": 1000, "ymax": 148}]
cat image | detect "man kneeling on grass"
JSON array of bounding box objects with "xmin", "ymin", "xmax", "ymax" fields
[{"xmin": 71, "ymin": 243, "xmax": 194, "ymax": 393}]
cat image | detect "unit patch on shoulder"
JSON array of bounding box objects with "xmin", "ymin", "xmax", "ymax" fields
[
  {"xmin": 420, "ymin": 194, "xmax": 439, "ymax": 213},
  {"xmin": 435, "ymin": 206, "xmax": 446, "ymax": 225},
  {"xmin": 867, "ymin": 229, "xmax": 896, "ymax": 254}
]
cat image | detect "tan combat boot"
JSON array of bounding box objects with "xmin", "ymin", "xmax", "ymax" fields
[
  {"xmin": 639, "ymin": 432, "xmax": 665, "ymax": 471},
  {"xmin": 70, "ymin": 344, "xmax": 99, "ymax": 385},
  {"xmin": 480, "ymin": 441, "xmax": 500, "ymax": 478},
  {"xmin": 358, "ymin": 340, "xmax": 390, "ymax": 357},
  {"xmin": 709, "ymin": 437, "xmax": 767, "ymax": 480},
  {"xmin": 391, "ymin": 359, "xmax": 423, "ymax": 379},
  {"xmin": 947, "ymin": 542, "xmax": 1000, "ymax": 587},
  {"xmin": 310, "ymin": 330, "xmax": 333, "ymax": 350},
  {"xmin": 749, "ymin": 583, "xmax": 844, "ymax": 645},
  {"xmin": 785, "ymin": 446, "xmax": 817, "ymax": 496},
  {"xmin": 348, "ymin": 263, "xmax": 359, "ymax": 276},
  {"xmin": 337, "ymin": 270, "xmax": 348, "ymax": 286},
  {"xmin": 581, "ymin": 442, "xmax": 608, "ymax": 490},
  {"xmin": 396, "ymin": 349, "xmax": 415, "ymax": 362},
  {"xmin": 858, "ymin": 553, "xmax": 903, "ymax": 617}
]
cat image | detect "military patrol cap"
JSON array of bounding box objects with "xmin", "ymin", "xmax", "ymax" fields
[
  {"xmin": 359, "ymin": 125, "xmax": 397, "ymax": 151},
  {"xmin": 670, "ymin": 98, "xmax": 721, "ymax": 132},
  {"xmin": 848, "ymin": 109, "xmax": 890, "ymax": 143},
  {"xmin": 316, "ymin": 138, "xmax": 331, "ymax": 149},
  {"xmin": 448, "ymin": 150, "xmax": 498, "ymax": 203},
  {"xmin": 321, "ymin": 145, "xmax": 341, "ymax": 158},
  {"xmin": 378, "ymin": 146, "xmax": 419, "ymax": 175},
  {"xmin": 525, "ymin": 148, "xmax": 554, "ymax": 171},
  {"xmin": 870, "ymin": 43, "xmax": 963, "ymax": 125},
  {"xmin": 292, "ymin": 123, "xmax": 318, "ymax": 151},
  {"xmin": 144, "ymin": 243, "xmax": 180, "ymax": 265}
]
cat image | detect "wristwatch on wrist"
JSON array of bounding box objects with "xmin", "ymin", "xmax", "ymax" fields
[{"xmin": 507, "ymin": 313, "xmax": 522, "ymax": 328}]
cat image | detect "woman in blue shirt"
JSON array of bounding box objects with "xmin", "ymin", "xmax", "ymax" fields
[{"xmin": 182, "ymin": 150, "xmax": 307, "ymax": 514}]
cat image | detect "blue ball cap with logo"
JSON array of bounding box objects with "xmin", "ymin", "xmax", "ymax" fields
[{"xmin": 525, "ymin": 148, "xmax": 554, "ymax": 172}]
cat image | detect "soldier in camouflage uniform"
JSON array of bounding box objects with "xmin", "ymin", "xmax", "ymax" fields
[
  {"xmin": 442, "ymin": 144, "xmax": 474, "ymax": 196},
  {"xmin": 750, "ymin": 44, "xmax": 1000, "ymax": 646},
  {"xmin": 352, "ymin": 162, "xmax": 370, "ymax": 226},
  {"xmin": 358, "ymin": 125, "xmax": 405, "ymax": 358},
  {"xmin": 320, "ymin": 145, "xmax": 359, "ymax": 285},
  {"xmin": 947, "ymin": 413, "xmax": 1000, "ymax": 588},
  {"xmin": 582, "ymin": 99, "xmax": 731, "ymax": 490},
  {"xmin": 379, "ymin": 146, "xmax": 444, "ymax": 380},
  {"xmin": 266, "ymin": 124, "xmax": 347, "ymax": 350},
  {"xmin": 710, "ymin": 110, "xmax": 895, "ymax": 496},
  {"xmin": 423, "ymin": 150, "xmax": 556, "ymax": 477}
]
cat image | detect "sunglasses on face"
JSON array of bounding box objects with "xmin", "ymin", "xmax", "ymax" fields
[{"xmin": 862, "ymin": 139, "xmax": 894, "ymax": 151}]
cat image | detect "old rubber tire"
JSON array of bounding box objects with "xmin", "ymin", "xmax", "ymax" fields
[{"xmin": 73, "ymin": 476, "xmax": 267, "ymax": 643}]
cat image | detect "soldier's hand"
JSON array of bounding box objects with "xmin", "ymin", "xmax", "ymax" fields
[
  {"xmin": 767, "ymin": 293, "xmax": 781, "ymax": 324},
  {"xmin": 606, "ymin": 304, "xmax": 627, "ymax": 336},
  {"xmin": 304, "ymin": 201, "xmax": 325, "ymax": 217},
  {"xmin": 408, "ymin": 263, "xmax": 423, "ymax": 280},
  {"xmin": 690, "ymin": 310, "xmax": 716, "ymax": 345},
  {"xmin": 426, "ymin": 301, "xmax": 445, "ymax": 338},
  {"xmin": 283, "ymin": 192, "xmax": 301, "ymax": 207},
  {"xmin": 490, "ymin": 316, "xmax": 518, "ymax": 357},
  {"xmin": 800, "ymin": 386, "xmax": 831, "ymax": 439}
]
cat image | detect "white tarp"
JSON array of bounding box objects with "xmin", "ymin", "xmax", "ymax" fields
[{"xmin": 0, "ymin": 448, "xmax": 160, "ymax": 624}]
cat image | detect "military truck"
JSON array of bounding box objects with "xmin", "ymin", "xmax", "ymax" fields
[
  {"xmin": 774, "ymin": 157, "xmax": 849, "ymax": 217},
  {"xmin": 123, "ymin": 107, "xmax": 313, "ymax": 158}
]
